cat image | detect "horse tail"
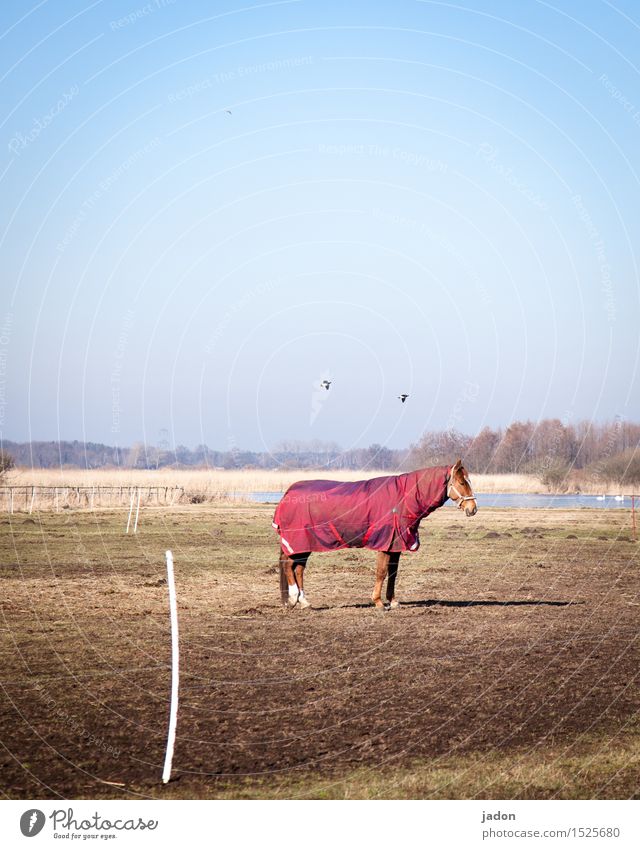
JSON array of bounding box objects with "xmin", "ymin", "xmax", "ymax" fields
[{"xmin": 279, "ymin": 548, "xmax": 289, "ymax": 606}]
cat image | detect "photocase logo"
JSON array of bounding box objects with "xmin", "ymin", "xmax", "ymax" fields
[{"xmin": 20, "ymin": 809, "xmax": 45, "ymax": 837}]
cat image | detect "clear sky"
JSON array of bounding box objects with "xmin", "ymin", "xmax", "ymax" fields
[{"xmin": 1, "ymin": 0, "xmax": 639, "ymax": 452}]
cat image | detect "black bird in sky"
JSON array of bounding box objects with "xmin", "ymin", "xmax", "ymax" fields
[
  {"xmin": 398, "ymin": 394, "xmax": 409, "ymax": 403},
  {"xmin": 321, "ymin": 380, "xmax": 332, "ymax": 390}
]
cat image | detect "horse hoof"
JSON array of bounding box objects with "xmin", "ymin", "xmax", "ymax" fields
[
  {"xmin": 298, "ymin": 597, "xmax": 311, "ymax": 609},
  {"xmin": 388, "ymin": 599, "xmax": 399, "ymax": 609}
]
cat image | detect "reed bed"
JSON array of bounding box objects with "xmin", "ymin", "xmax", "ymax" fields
[
  {"xmin": 6, "ymin": 467, "xmax": 549, "ymax": 497},
  {"xmin": 3, "ymin": 468, "xmax": 628, "ymax": 511}
]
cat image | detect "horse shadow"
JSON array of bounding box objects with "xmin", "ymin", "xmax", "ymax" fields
[{"xmin": 341, "ymin": 598, "xmax": 582, "ymax": 610}]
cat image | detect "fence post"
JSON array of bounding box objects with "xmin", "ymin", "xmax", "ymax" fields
[
  {"xmin": 125, "ymin": 490, "xmax": 136, "ymax": 534},
  {"xmin": 632, "ymin": 495, "xmax": 637, "ymax": 542},
  {"xmin": 133, "ymin": 487, "xmax": 142, "ymax": 533},
  {"xmin": 162, "ymin": 550, "xmax": 179, "ymax": 784}
]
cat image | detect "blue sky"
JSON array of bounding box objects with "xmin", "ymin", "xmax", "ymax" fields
[{"xmin": 1, "ymin": 0, "xmax": 639, "ymax": 451}]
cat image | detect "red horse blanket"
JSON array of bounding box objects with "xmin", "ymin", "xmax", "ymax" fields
[{"xmin": 273, "ymin": 466, "xmax": 449, "ymax": 555}]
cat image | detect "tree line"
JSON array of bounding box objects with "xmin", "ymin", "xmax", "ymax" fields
[
  {"xmin": 405, "ymin": 418, "xmax": 640, "ymax": 486},
  {"xmin": 1, "ymin": 418, "xmax": 639, "ymax": 485}
]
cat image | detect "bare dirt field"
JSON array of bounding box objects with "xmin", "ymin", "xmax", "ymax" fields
[{"xmin": 0, "ymin": 504, "xmax": 638, "ymax": 799}]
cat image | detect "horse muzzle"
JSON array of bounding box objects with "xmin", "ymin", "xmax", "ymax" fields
[{"xmin": 465, "ymin": 502, "xmax": 478, "ymax": 517}]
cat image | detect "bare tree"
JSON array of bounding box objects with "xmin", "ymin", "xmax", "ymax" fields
[
  {"xmin": 466, "ymin": 426, "xmax": 502, "ymax": 473},
  {"xmin": 405, "ymin": 429, "xmax": 470, "ymax": 470},
  {"xmin": 492, "ymin": 421, "xmax": 535, "ymax": 472}
]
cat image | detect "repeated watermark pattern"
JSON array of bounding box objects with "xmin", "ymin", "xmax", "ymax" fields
[
  {"xmin": 111, "ymin": 310, "xmax": 135, "ymax": 435},
  {"xmin": 586, "ymin": 413, "xmax": 624, "ymax": 484},
  {"xmin": 8, "ymin": 85, "xmax": 80, "ymax": 157},
  {"xmin": 319, "ymin": 143, "xmax": 447, "ymax": 171},
  {"xmin": 280, "ymin": 489, "xmax": 328, "ymax": 505},
  {"xmin": 34, "ymin": 683, "xmax": 121, "ymax": 759},
  {"xmin": 56, "ymin": 137, "xmax": 162, "ymax": 253},
  {"xmin": 446, "ymin": 380, "xmax": 480, "ymax": 433},
  {"xmin": 572, "ymin": 194, "xmax": 616, "ymax": 323},
  {"xmin": 599, "ymin": 73, "xmax": 640, "ymax": 128},
  {"xmin": 109, "ymin": 0, "xmax": 176, "ymax": 31},
  {"xmin": 0, "ymin": 313, "xmax": 13, "ymax": 434},
  {"xmin": 476, "ymin": 143, "xmax": 549, "ymax": 211},
  {"xmin": 226, "ymin": 433, "xmax": 241, "ymax": 468},
  {"xmin": 203, "ymin": 279, "xmax": 278, "ymax": 356},
  {"xmin": 168, "ymin": 56, "xmax": 314, "ymax": 102},
  {"xmin": 534, "ymin": 409, "xmax": 574, "ymax": 480},
  {"xmin": 371, "ymin": 207, "xmax": 492, "ymax": 306}
]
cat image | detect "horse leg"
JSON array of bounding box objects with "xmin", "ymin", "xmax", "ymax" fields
[
  {"xmin": 386, "ymin": 552, "xmax": 400, "ymax": 608},
  {"xmin": 293, "ymin": 553, "xmax": 311, "ymax": 609},
  {"xmin": 279, "ymin": 549, "xmax": 298, "ymax": 608},
  {"xmin": 372, "ymin": 551, "xmax": 390, "ymax": 608}
]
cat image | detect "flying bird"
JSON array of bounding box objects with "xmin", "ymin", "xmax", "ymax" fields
[
  {"xmin": 225, "ymin": 109, "xmax": 232, "ymax": 115},
  {"xmin": 321, "ymin": 380, "xmax": 331, "ymax": 390},
  {"xmin": 398, "ymin": 394, "xmax": 409, "ymax": 403}
]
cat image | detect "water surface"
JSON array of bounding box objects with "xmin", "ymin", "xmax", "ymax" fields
[{"xmin": 240, "ymin": 491, "xmax": 632, "ymax": 509}]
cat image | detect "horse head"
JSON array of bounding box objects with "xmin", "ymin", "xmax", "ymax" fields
[{"xmin": 447, "ymin": 459, "xmax": 477, "ymax": 516}]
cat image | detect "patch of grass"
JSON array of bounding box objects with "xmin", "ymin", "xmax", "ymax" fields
[{"xmin": 158, "ymin": 732, "xmax": 640, "ymax": 800}]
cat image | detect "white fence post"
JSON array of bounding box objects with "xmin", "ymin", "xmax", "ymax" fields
[
  {"xmin": 125, "ymin": 490, "xmax": 135, "ymax": 534},
  {"xmin": 133, "ymin": 487, "xmax": 141, "ymax": 533},
  {"xmin": 162, "ymin": 550, "xmax": 179, "ymax": 784}
]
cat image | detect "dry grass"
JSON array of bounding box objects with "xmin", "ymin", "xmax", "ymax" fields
[
  {"xmin": 7, "ymin": 467, "xmax": 386, "ymax": 492},
  {"xmin": 5, "ymin": 468, "xmax": 630, "ymax": 499},
  {"xmin": 471, "ymin": 473, "xmax": 547, "ymax": 493},
  {"xmin": 7, "ymin": 467, "xmax": 551, "ymax": 495},
  {"xmin": 174, "ymin": 733, "xmax": 640, "ymax": 799}
]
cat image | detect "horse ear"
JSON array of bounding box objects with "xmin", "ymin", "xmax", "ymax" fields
[{"xmin": 453, "ymin": 458, "xmax": 462, "ymax": 470}]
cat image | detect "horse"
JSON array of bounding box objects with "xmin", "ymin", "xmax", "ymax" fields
[{"xmin": 272, "ymin": 459, "xmax": 477, "ymax": 609}]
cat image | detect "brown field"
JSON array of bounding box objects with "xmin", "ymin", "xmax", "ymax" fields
[{"xmin": 0, "ymin": 503, "xmax": 638, "ymax": 799}]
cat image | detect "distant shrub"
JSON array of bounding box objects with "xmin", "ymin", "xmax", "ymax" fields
[
  {"xmin": 575, "ymin": 450, "xmax": 640, "ymax": 488},
  {"xmin": 188, "ymin": 492, "xmax": 206, "ymax": 504},
  {"xmin": 0, "ymin": 450, "xmax": 15, "ymax": 482},
  {"xmin": 540, "ymin": 464, "xmax": 571, "ymax": 492}
]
